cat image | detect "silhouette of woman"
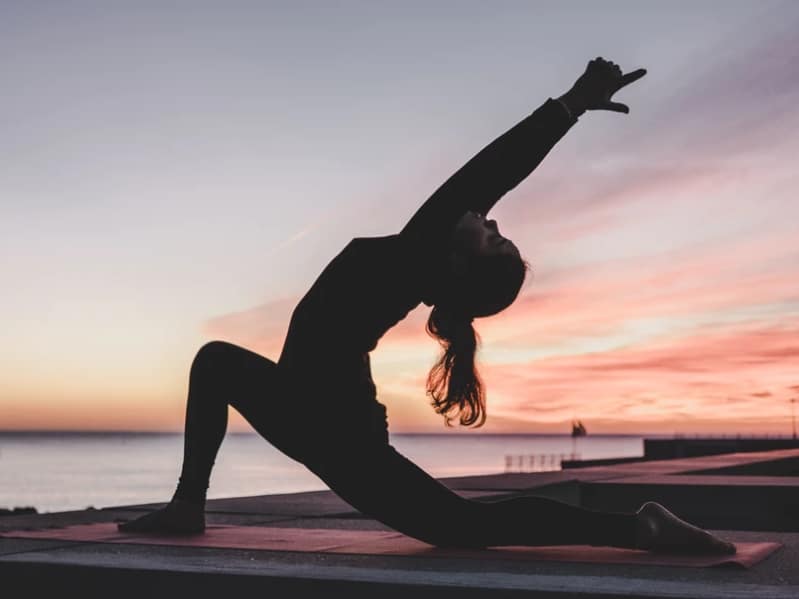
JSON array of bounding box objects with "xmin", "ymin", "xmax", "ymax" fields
[{"xmin": 119, "ymin": 58, "xmax": 734, "ymax": 554}]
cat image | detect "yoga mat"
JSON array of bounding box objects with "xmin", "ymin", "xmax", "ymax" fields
[{"xmin": 1, "ymin": 523, "xmax": 780, "ymax": 569}]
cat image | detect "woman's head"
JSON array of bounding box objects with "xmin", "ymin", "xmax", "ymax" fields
[
  {"xmin": 435, "ymin": 211, "xmax": 528, "ymax": 317},
  {"xmin": 426, "ymin": 211, "xmax": 529, "ymax": 427},
  {"xmin": 450, "ymin": 210, "xmax": 522, "ymax": 261}
]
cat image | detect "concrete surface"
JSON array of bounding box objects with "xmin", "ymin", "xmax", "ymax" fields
[{"xmin": 2, "ymin": 449, "xmax": 798, "ymax": 598}]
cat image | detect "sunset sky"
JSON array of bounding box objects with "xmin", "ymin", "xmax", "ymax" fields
[{"xmin": 2, "ymin": 1, "xmax": 797, "ymax": 434}]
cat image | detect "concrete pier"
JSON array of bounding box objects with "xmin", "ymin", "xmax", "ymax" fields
[{"xmin": 2, "ymin": 449, "xmax": 798, "ymax": 598}]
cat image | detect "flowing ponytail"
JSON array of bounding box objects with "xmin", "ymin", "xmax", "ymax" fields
[
  {"xmin": 426, "ymin": 305, "xmax": 486, "ymax": 427},
  {"xmin": 424, "ymin": 251, "xmax": 529, "ymax": 427}
]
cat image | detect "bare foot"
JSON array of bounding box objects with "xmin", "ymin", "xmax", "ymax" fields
[
  {"xmin": 634, "ymin": 502, "xmax": 735, "ymax": 555},
  {"xmin": 117, "ymin": 498, "xmax": 205, "ymax": 534}
]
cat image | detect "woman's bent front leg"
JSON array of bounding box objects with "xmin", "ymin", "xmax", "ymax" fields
[
  {"xmin": 175, "ymin": 340, "xmax": 290, "ymax": 504},
  {"xmin": 119, "ymin": 340, "xmax": 294, "ymax": 533}
]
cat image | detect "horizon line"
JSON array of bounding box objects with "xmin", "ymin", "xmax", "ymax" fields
[{"xmin": 2, "ymin": 429, "xmax": 796, "ymax": 439}]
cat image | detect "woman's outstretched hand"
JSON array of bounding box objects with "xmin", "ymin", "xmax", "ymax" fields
[
  {"xmin": 634, "ymin": 501, "xmax": 736, "ymax": 555},
  {"xmin": 559, "ymin": 57, "xmax": 647, "ymax": 116}
]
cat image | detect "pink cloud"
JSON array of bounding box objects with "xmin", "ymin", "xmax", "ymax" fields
[{"xmin": 480, "ymin": 321, "xmax": 799, "ymax": 429}]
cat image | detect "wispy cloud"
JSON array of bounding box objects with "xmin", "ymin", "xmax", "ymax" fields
[
  {"xmin": 480, "ymin": 320, "xmax": 799, "ymax": 429},
  {"xmin": 262, "ymin": 224, "xmax": 318, "ymax": 259}
]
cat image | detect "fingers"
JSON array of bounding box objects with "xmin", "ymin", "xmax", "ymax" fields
[
  {"xmin": 589, "ymin": 57, "xmax": 646, "ymax": 86},
  {"xmin": 581, "ymin": 57, "xmax": 645, "ymax": 114},
  {"xmin": 620, "ymin": 68, "xmax": 647, "ymax": 87},
  {"xmin": 588, "ymin": 56, "xmax": 614, "ymax": 71},
  {"xmin": 601, "ymin": 101, "xmax": 630, "ymax": 114}
]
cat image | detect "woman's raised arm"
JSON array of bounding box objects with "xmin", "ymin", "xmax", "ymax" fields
[
  {"xmin": 399, "ymin": 58, "xmax": 646, "ymax": 246},
  {"xmin": 399, "ymin": 96, "xmax": 577, "ymax": 245}
]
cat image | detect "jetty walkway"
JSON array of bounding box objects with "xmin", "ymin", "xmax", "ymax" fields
[{"xmin": 2, "ymin": 448, "xmax": 798, "ymax": 598}]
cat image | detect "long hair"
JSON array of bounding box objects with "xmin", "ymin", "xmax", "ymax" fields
[
  {"xmin": 426, "ymin": 252, "xmax": 528, "ymax": 427},
  {"xmin": 426, "ymin": 306, "xmax": 484, "ymax": 427}
]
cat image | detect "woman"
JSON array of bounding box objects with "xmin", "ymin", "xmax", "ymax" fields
[{"xmin": 119, "ymin": 58, "xmax": 735, "ymax": 555}]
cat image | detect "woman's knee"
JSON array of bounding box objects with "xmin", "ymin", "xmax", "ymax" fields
[
  {"xmin": 191, "ymin": 340, "xmax": 240, "ymax": 378},
  {"xmin": 190, "ymin": 340, "xmax": 283, "ymax": 402}
]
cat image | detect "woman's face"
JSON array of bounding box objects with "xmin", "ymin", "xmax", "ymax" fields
[{"xmin": 451, "ymin": 211, "xmax": 520, "ymax": 259}]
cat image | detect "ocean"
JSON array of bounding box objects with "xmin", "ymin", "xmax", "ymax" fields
[{"xmin": 0, "ymin": 432, "xmax": 644, "ymax": 513}]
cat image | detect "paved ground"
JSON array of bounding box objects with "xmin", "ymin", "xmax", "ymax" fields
[{"xmin": 1, "ymin": 450, "xmax": 797, "ymax": 598}]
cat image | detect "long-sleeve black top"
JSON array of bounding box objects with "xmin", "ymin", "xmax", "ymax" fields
[{"xmin": 278, "ymin": 98, "xmax": 577, "ymax": 428}]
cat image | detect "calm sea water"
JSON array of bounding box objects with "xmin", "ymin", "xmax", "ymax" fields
[{"xmin": 0, "ymin": 433, "xmax": 643, "ymax": 513}]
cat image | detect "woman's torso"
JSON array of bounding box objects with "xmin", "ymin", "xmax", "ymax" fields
[{"xmin": 277, "ymin": 234, "xmax": 429, "ymax": 434}]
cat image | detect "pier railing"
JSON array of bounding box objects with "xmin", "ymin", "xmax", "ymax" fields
[{"xmin": 503, "ymin": 453, "xmax": 580, "ymax": 473}]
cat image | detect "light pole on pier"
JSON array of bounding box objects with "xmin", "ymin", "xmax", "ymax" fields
[{"xmin": 792, "ymin": 398, "xmax": 797, "ymax": 440}]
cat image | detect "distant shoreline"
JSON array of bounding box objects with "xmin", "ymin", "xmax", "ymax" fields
[
  {"xmin": 0, "ymin": 430, "xmax": 655, "ymax": 438},
  {"xmin": 2, "ymin": 430, "xmax": 795, "ymax": 438}
]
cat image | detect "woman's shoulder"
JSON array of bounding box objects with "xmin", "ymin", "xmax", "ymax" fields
[{"xmin": 342, "ymin": 234, "xmax": 428, "ymax": 283}]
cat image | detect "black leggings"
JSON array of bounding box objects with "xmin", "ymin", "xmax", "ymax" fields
[{"xmin": 174, "ymin": 340, "xmax": 637, "ymax": 549}]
